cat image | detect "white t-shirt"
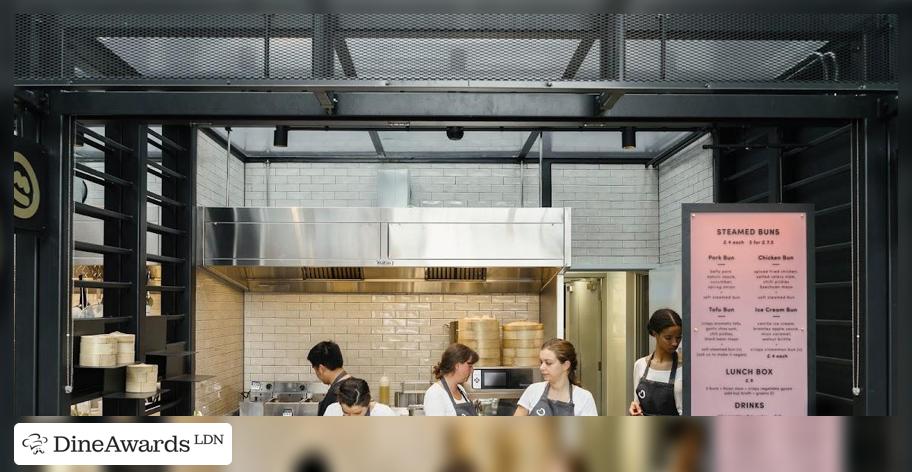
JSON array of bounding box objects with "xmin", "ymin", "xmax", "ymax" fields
[
  {"xmin": 517, "ymin": 381, "xmax": 599, "ymax": 416},
  {"xmin": 323, "ymin": 402, "xmax": 398, "ymax": 416},
  {"xmin": 422, "ymin": 381, "xmax": 469, "ymax": 416},
  {"xmin": 632, "ymin": 355, "xmax": 683, "ymax": 416}
]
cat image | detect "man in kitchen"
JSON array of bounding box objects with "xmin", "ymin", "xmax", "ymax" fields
[{"xmin": 307, "ymin": 340, "xmax": 352, "ymax": 416}]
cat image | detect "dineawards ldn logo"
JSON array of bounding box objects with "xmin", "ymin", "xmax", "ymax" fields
[{"xmin": 14, "ymin": 423, "xmax": 232, "ymax": 466}]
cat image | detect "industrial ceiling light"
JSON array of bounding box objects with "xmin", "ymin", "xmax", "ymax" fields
[
  {"xmin": 273, "ymin": 125, "xmax": 289, "ymax": 147},
  {"xmin": 622, "ymin": 127, "xmax": 636, "ymax": 149},
  {"xmin": 446, "ymin": 126, "xmax": 464, "ymax": 141}
]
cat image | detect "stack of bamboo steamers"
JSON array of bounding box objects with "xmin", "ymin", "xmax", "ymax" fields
[
  {"xmin": 457, "ymin": 317, "xmax": 545, "ymax": 367},
  {"xmin": 502, "ymin": 321, "xmax": 545, "ymax": 367},
  {"xmin": 457, "ymin": 317, "xmax": 501, "ymax": 366},
  {"xmin": 79, "ymin": 331, "xmax": 135, "ymax": 367}
]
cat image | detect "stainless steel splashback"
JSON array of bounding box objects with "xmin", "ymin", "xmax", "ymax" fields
[{"xmin": 201, "ymin": 207, "xmax": 570, "ymax": 293}]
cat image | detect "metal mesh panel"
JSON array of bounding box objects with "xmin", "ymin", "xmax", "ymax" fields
[{"xmin": 14, "ymin": 13, "xmax": 896, "ymax": 85}]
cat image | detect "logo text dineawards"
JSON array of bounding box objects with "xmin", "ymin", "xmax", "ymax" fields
[{"xmin": 15, "ymin": 423, "xmax": 231, "ymax": 465}]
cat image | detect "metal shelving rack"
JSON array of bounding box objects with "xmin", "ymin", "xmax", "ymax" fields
[{"xmin": 70, "ymin": 122, "xmax": 197, "ymax": 416}]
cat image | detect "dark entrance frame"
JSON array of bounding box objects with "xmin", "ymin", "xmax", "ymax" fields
[{"xmin": 8, "ymin": 88, "xmax": 902, "ymax": 416}]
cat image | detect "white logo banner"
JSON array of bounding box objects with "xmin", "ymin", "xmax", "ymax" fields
[{"xmin": 15, "ymin": 423, "xmax": 232, "ymax": 465}]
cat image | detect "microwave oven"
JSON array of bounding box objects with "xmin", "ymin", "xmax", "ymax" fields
[{"xmin": 469, "ymin": 367, "xmax": 542, "ymax": 390}]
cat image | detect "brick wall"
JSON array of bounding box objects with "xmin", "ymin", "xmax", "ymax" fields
[
  {"xmin": 194, "ymin": 269, "xmax": 244, "ymax": 415},
  {"xmin": 198, "ymin": 131, "xmax": 245, "ymax": 207},
  {"xmin": 552, "ymin": 164, "xmax": 659, "ymax": 267},
  {"xmin": 658, "ymin": 134, "xmax": 714, "ymax": 264},
  {"xmin": 193, "ymin": 130, "xmax": 246, "ymax": 415},
  {"xmin": 244, "ymin": 162, "xmax": 540, "ymax": 208},
  {"xmin": 244, "ymin": 293, "xmax": 540, "ymax": 393}
]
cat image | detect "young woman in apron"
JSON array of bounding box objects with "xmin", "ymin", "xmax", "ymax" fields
[
  {"xmin": 515, "ymin": 339, "xmax": 598, "ymax": 416},
  {"xmin": 630, "ymin": 308, "xmax": 684, "ymax": 416},
  {"xmin": 423, "ymin": 343, "xmax": 480, "ymax": 416}
]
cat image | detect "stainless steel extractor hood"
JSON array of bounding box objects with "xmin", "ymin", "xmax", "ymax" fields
[{"xmin": 201, "ymin": 207, "xmax": 570, "ymax": 294}]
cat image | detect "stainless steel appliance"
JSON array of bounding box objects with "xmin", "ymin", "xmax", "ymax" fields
[
  {"xmin": 239, "ymin": 381, "xmax": 327, "ymax": 416},
  {"xmin": 464, "ymin": 367, "xmax": 542, "ymax": 416}
]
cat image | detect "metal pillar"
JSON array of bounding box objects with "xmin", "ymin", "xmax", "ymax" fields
[
  {"xmin": 861, "ymin": 117, "xmax": 890, "ymax": 415},
  {"xmin": 36, "ymin": 110, "xmax": 73, "ymax": 415}
]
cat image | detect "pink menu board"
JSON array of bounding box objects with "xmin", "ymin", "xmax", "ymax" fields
[{"xmin": 688, "ymin": 211, "xmax": 809, "ymax": 415}]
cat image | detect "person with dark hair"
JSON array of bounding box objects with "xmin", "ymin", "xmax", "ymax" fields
[
  {"xmin": 629, "ymin": 308, "xmax": 684, "ymax": 416},
  {"xmin": 307, "ymin": 340, "xmax": 351, "ymax": 416},
  {"xmin": 423, "ymin": 343, "xmax": 480, "ymax": 416},
  {"xmin": 323, "ymin": 377, "xmax": 397, "ymax": 416},
  {"xmin": 514, "ymin": 338, "xmax": 598, "ymax": 416}
]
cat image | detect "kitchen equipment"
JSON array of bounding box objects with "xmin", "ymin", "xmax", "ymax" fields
[
  {"xmin": 125, "ymin": 364, "xmax": 158, "ymax": 393},
  {"xmin": 407, "ymin": 405, "xmax": 425, "ymax": 416},
  {"xmin": 395, "ymin": 381, "xmax": 432, "ymax": 408},
  {"xmin": 464, "ymin": 367, "xmax": 542, "ymax": 415},
  {"xmin": 239, "ymin": 380, "xmax": 325, "ymax": 416},
  {"xmin": 476, "ymin": 398, "xmax": 500, "ymax": 416}
]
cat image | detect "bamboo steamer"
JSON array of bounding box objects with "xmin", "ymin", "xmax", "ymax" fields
[
  {"xmin": 79, "ymin": 334, "xmax": 117, "ymax": 367},
  {"xmin": 502, "ymin": 338, "xmax": 543, "ymax": 349},
  {"xmin": 503, "ymin": 357, "xmax": 541, "ymax": 367},
  {"xmin": 501, "ymin": 321, "xmax": 544, "ymax": 367},
  {"xmin": 109, "ymin": 331, "xmax": 136, "ymax": 364},
  {"xmin": 502, "ymin": 347, "xmax": 541, "ymax": 358},
  {"xmin": 125, "ymin": 363, "xmax": 158, "ymax": 393},
  {"xmin": 457, "ymin": 317, "xmax": 501, "ymax": 366}
]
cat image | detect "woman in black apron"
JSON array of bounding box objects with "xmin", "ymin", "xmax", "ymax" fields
[
  {"xmin": 423, "ymin": 343, "xmax": 480, "ymax": 416},
  {"xmin": 630, "ymin": 309, "xmax": 683, "ymax": 416},
  {"xmin": 515, "ymin": 339, "xmax": 598, "ymax": 416}
]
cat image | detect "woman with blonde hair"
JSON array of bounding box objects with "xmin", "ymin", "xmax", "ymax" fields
[{"xmin": 514, "ymin": 338, "xmax": 598, "ymax": 416}]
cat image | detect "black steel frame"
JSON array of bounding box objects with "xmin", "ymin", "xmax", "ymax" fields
[
  {"xmin": 8, "ymin": 83, "xmax": 900, "ymax": 416},
  {"xmin": 15, "ymin": 13, "xmax": 899, "ymax": 93}
]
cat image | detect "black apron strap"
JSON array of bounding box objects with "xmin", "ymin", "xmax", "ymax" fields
[{"xmin": 669, "ymin": 352, "xmax": 679, "ymax": 384}]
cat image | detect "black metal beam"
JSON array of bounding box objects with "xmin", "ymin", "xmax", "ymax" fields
[
  {"xmin": 541, "ymin": 132, "xmax": 553, "ymax": 208},
  {"xmin": 562, "ymin": 38, "xmax": 595, "ymax": 80},
  {"xmin": 768, "ymin": 128, "xmax": 782, "ymax": 203},
  {"xmin": 199, "ymin": 127, "xmax": 250, "ymax": 163},
  {"xmin": 368, "ymin": 131, "xmax": 386, "ymax": 157},
  {"xmin": 517, "ymin": 131, "xmax": 539, "ymax": 159},
  {"xmin": 49, "ymin": 91, "xmax": 884, "ymax": 122},
  {"xmin": 645, "ymin": 131, "xmax": 706, "ymax": 168},
  {"xmin": 862, "ymin": 117, "xmax": 890, "ymax": 414},
  {"xmin": 1, "ymin": 4, "xmax": 11, "ymax": 456},
  {"xmin": 36, "ymin": 111, "xmax": 73, "ymax": 415}
]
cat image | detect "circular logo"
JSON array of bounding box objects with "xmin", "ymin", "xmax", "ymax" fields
[
  {"xmin": 13, "ymin": 151, "xmax": 40, "ymax": 220},
  {"xmin": 535, "ymin": 408, "xmax": 546, "ymax": 416},
  {"xmin": 637, "ymin": 389, "xmax": 646, "ymax": 399}
]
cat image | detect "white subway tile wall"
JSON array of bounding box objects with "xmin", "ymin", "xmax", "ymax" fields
[
  {"xmin": 243, "ymin": 293, "xmax": 540, "ymax": 393},
  {"xmin": 244, "ymin": 162, "xmax": 540, "ymax": 208},
  {"xmin": 198, "ymin": 131, "xmax": 245, "ymax": 207},
  {"xmin": 193, "ymin": 131, "xmax": 245, "ymax": 415},
  {"xmin": 194, "ymin": 269, "xmax": 244, "ymax": 415},
  {"xmin": 552, "ymin": 164, "xmax": 660, "ymax": 267},
  {"xmin": 658, "ymin": 134, "xmax": 714, "ymax": 264}
]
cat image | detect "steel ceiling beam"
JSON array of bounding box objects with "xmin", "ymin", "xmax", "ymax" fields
[{"xmin": 48, "ymin": 91, "xmax": 883, "ymax": 122}]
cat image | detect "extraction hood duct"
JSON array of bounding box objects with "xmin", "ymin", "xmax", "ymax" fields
[{"xmin": 201, "ymin": 207, "xmax": 570, "ymax": 294}]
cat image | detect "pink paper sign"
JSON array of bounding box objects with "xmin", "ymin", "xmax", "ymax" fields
[{"xmin": 689, "ymin": 212, "xmax": 808, "ymax": 416}]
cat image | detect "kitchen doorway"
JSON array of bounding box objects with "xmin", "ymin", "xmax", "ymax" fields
[{"xmin": 565, "ymin": 272, "xmax": 649, "ymax": 416}]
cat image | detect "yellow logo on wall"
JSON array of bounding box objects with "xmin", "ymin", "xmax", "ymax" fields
[{"xmin": 14, "ymin": 151, "xmax": 41, "ymax": 220}]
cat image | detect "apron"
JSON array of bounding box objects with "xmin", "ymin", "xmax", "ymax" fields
[
  {"xmin": 318, "ymin": 371, "xmax": 349, "ymax": 416},
  {"xmin": 365, "ymin": 403, "xmax": 372, "ymax": 416},
  {"xmin": 634, "ymin": 352, "xmax": 679, "ymax": 416},
  {"xmin": 530, "ymin": 383, "xmax": 576, "ymax": 416},
  {"xmin": 441, "ymin": 379, "xmax": 477, "ymax": 416}
]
